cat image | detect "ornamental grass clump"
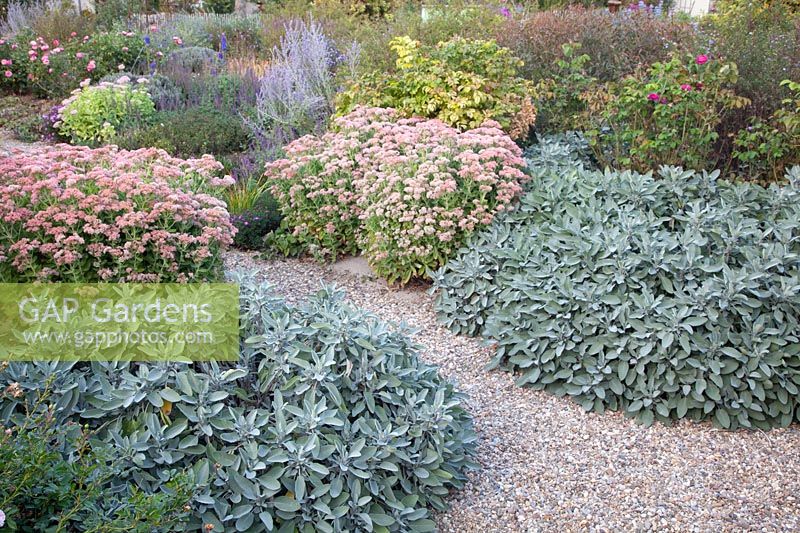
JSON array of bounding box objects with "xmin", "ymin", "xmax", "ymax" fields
[
  {"xmin": 0, "ymin": 145, "xmax": 236, "ymax": 282},
  {"xmin": 0, "ymin": 278, "xmax": 477, "ymax": 531},
  {"xmin": 433, "ymin": 152, "xmax": 800, "ymax": 430},
  {"xmin": 265, "ymin": 106, "xmax": 528, "ymax": 284}
]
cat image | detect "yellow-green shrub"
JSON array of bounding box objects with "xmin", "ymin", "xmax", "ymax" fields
[{"xmin": 337, "ymin": 36, "xmax": 536, "ymax": 140}]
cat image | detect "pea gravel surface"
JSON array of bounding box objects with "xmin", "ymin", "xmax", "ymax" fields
[{"xmin": 248, "ymin": 251, "xmax": 800, "ymax": 531}]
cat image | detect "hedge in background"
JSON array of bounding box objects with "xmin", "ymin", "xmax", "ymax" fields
[
  {"xmin": 0, "ymin": 278, "xmax": 477, "ymax": 531},
  {"xmin": 265, "ymin": 106, "xmax": 529, "ymax": 284},
  {"xmin": 433, "ymin": 151, "xmax": 800, "ymax": 430}
]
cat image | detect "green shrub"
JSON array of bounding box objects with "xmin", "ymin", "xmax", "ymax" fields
[
  {"xmin": 1, "ymin": 29, "xmax": 145, "ymax": 98},
  {"xmin": 532, "ymin": 42, "xmax": 597, "ymax": 133},
  {"xmin": 115, "ymin": 105, "xmax": 250, "ymax": 157},
  {"xmin": 433, "ymin": 148, "xmax": 800, "ymax": 430},
  {"xmin": 733, "ymin": 80, "xmax": 800, "ymax": 182},
  {"xmin": 338, "ymin": 36, "xmax": 537, "ymax": 140},
  {"xmin": 56, "ymin": 78, "xmax": 155, "ymax": 146},
  {"xmin": 0, "ymin": 277, "xmax": 477, "ymax": 530},
  {"xmin": 0, "ymin": 395, "xmax": 192, "ymax": 531},
  {"xmin": 585, "ymin": 53, "xmax": 750, "ymax": 172}
]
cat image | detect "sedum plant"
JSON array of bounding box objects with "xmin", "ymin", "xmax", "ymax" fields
[
  {"xmin": 56, "ymin": 77, "xmax": 156, "ymax": 146},
  {"xmin": 0, "ymin": 277, "xmax": 477, "ymax": 531},
  {"xmin": 0, "ymin": 145, "xmax": 235, "ymax": 283},
  {"xmin": 433, "ymin": 147, "xmax": 800, "ymax": 430},
  {"xmin": 337, "ymin": 36, "xmax": 537, "ymax": 140},
  {"xmin": 264, "ymin": 106, "xmax": 529, "ymax": 284}
]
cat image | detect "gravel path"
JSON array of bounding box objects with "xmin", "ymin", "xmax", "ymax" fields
[{"xmin": 225, "ymin": 249, "xmax": 800, "ymax": 533}]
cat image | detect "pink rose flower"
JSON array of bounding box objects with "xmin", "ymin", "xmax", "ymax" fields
[
  {"xmin": 86, "ymin": 60, "xmax": 96, "ymax": 72},
  {"xmin": 696, "ymin": 54, "xmax": 708, "ymax": 65},
  {"xmin": 3, "ymin": 70, "xmax": 11, "ymax": 78},
  {"xmin": 647, "ymin": 93, "xmax": 660, "ymax": 101},
  {"xmin": 680, "ymin": 84, "xmax": 693, "ymax": 91}
]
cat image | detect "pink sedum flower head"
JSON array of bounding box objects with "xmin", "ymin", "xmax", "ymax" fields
[
  {"xmin": 0, "ymin": 145, "xmax": 235, "ymax": 282},
  {"xmin": 264, "ymin": 106, "xmax": 529, "ymax": 283}
]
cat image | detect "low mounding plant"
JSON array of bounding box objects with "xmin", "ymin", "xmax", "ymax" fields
[
  {"xmin": 115, "ymin": 105, "xmax": 251, "ymax": 157},
  {"xmin": 433, "ymin": 147, "xmax": 800, "ymax": 430},
  {"xmin": 56, "ymin": 77, "xmax": 156, "ymax": 146},
  {"xmin": 0, "ymin": 145, "xmax": 235, "ymax": 283},
  {"xmin": 586, "ymin": 53, "xmax": 750, "ymax": 172},
  {"xmin": 338, "ymin": 36, "xmax": 536, "ymax": 140},
  {"xmin": 0, "ymin": 389, "xmax": 193, "ymax": 531},
  {"xmin": 265, "ymin": 106, "xmax": 528, "ymax": 284},
  {"xmin": 0, "ymin": 277, "xmax": 477, "ymax": 531}
]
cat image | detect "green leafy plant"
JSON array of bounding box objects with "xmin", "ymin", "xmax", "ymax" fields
[
  {"xmin": 585, "ymin": 53, "xmax": 750, "ymax": 172},
  {"xmin": 338, "ymin": 36, "xmax": 537, "ymax": 140},
  {"xmin": 532, "ymin": 42, "xmax": 597, "ymax": 132},
  {"xmin": 0, "ymin": 277, "xmax": 477, "ymax": 531},
  {"xmin": 0, "ymin": 385, "xmax": 192, "ymax": 532},
  {"xmin": 56, "ymin": 78, "xmax": 155, "ymax": 146},
  {"xmin": 433, "ymin": 144, "xmax": 800, "ymax": 430},
  {"xmin": 733, "ymin": 79, "xmax": 800, "ymax": 182},
  {"xmin": 115, "ymin": 105, "xmax": 250, "ymax": 157}
]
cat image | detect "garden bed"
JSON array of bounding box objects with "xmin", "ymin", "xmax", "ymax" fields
[{"xmin": 224, "ymin": 249, "xmax": 800, "ymax": 532}]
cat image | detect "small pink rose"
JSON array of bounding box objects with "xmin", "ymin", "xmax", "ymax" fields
[
  {"xmin": 696, "ymin": 54, "xmax": 708, "ymax": 65},
  {"xmin": 680, "ymin": 84, "xmax": 693, "ymax": 91},
  {"xmin": 3, "ymin": 70, "xmax": 11, "ymax": 78},
  {"xmin": 647, "ymin": 93, "xmax": 660, "ymax": 101}
]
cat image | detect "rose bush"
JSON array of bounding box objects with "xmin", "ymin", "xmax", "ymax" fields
[
  {"xmin": 586, "ymin": 53, "xmax": 751, "ymax": 172},
  {"xmin": 0, "ymin": 30, "xmax": 145, "ymax": 98},
  {"xmin": 0, "ymin": 145, "xmax": 236, "ymax": 282},
  {"xmin": 265, "ymin": 106, "xmax": 528, "ymax": 284}
]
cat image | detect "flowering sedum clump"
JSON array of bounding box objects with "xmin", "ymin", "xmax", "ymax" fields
[
  {"xmin": 0, "ymin": 145, "xmax": 236, "ymax": 282},
  {"xmin": 56, "ymin": 77, "xmax": 156, "ymax": 146},
  {"xmin": 265, "ymin": 106, "xmax": 529, "ymax": 284}
]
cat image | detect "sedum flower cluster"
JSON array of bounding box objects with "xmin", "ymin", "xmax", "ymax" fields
[
  {"xmin": 0, "ymin": 145, "xmax": 235, "ymax": 282},
  {"xmin": 265, "ymin": 106, "xmax": 528, "ymax": 284}
]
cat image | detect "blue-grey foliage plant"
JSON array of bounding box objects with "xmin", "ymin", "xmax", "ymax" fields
[
  {"xmin": 433, "ymin": 135, "xmax": 800, "ymax": 430},
  {"xmin": 0, "ymin": 276, "xmax": 476, "ymax": 531},
  {"xmin": 246, "ymin": 19, "xmax": 360, "ymax": 149}
]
